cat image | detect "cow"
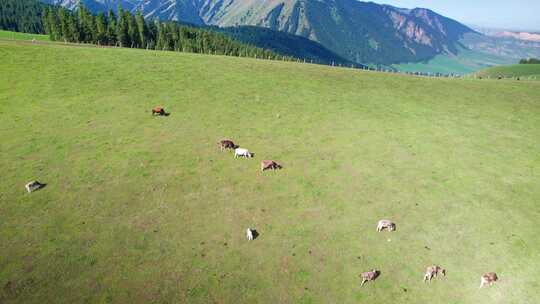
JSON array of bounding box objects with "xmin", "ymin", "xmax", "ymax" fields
[
  {"xmin": 376, "ymin": 219, "xmax": 396, "ymax": 232},
  {"xmin": 246, "ymin": 228, "xmax": 254, "ymax": 241},
  {"xmin": 360, "ymin": 270, "xmax": 380, "ymax": 286},
  {"xmin": 152, "ymin": 107, "xmax": 166, "ymax": 116},
  {"xmin": 25, "ymin": 181, "xmax": 44, "ymax": 193},
  {"xmin": 479, "ymin": 272, "xmax": 498, "ymax": 288},
  {"xmin": 234, "ymin": 148, "xmax": 252, "ymax": 158},
  {"xmin": 219, "ymin": 139, "xmax": 237, "ymax": 151},
  {"xmin": 423, "ymin": 265, "xmax": 446, "ymax": 282},
  {"xmin": 261, "ymin": 160, "xmax": 282, "ymax": 172}
]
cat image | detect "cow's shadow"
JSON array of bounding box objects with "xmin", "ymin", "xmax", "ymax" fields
[
  {"xmin": 251, "ymin": 229, "xmax": 260, "ymax": 240},
  {"xmin": 153, "ymin": 112, "xmax": 171, "ymax": 117},
  {"xmin": 30, "ymin": 183, "xmax": 47, "ymax": 192},
  {"xmin": 236, "ymin": 152, "xmax": 255, "ymax": 158}
]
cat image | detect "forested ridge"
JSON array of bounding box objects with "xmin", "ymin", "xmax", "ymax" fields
[
  {"xmin": 1, "ymin": 0, "xmax": 292, "ymax": 61},
  {"xmin": 0, "ymin": 0, "xmax": 45, "ymax": 33}
]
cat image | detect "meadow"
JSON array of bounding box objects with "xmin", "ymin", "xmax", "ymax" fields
[
  {"xmin": 1, "ymin": 39, "xmax": 539, "ymax": 304},
  {"xmin": 0, "ymin": 30, "xmax": 49, "ymax": 42},
  {"xmin": 476, "ymin": 64, "xmax": 540, "ymax": 79},
  {"xmin": 393, "ymin": 47, "xmax": 514, "ymax": 75}
]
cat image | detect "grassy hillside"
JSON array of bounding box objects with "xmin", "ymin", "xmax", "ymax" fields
[
  {"xmin": 393, "ymin": 47, "xmax": 515, "ymax": 74},
  {"xmin": 475, "ymin": 64, "xmax": 540, "ymax": 79},
  {"xmin": 0, "ymin": 30, "xmax": 49, "ymax": 41},
  {"xmin": 1, "ymin": 39, "xmax": 539, "ymax": 304}
]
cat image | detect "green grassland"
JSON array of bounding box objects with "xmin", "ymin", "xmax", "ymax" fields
[
  {"xmin": 1, "ymin": 39, "xmax": 539, "ymax": 304},
  {"xmin": 0, "ymin": 30, "xmax": 49, "ymax": 41},
  {"xmin": 475, "ymin": 64, "xmax": 540, "ymax": 79},
  {"xmin": 393, "ymin": 47, "xmax": 515, "ymax": 75}
]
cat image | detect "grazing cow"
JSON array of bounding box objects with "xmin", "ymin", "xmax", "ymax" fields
[
  {"xmin": 479, "ymin": 272, "xmax": 498, "ymax": 288},
  {"xmin": 25, "ymin": 181, "xmax": 44, "ymax": 193},
  {"xmin": 152, "ymin": 107, "xmax": 165, "ymax": 116},
  {"xmin": 376, "ymin": 219, "xmax": 396, "ymax": 232},
  {"xmin": 219, "ymin": 139, "xmax": 237, "ymax": 151},
  {"xmin": 246, "ymin": 228, "xmax": 254, "ymax": 241},
  {"xmin": 360, "ymin": 270, "xmax": 380, "ymax": 286},
  {"xmin": 234, "ymin": 148, "xmax": 252, "ymax": 158},
  {"xmin": 424, "ymin": 265, "xmax": 446, "ymax": 282},
  {"xmin": 261, "ymin": 160, "xmax": 282, "ymax": 172}
]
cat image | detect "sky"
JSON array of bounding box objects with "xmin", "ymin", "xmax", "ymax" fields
[{"xmin": 371, "ymin": 0, "xmax": 540, "ymax": 32}]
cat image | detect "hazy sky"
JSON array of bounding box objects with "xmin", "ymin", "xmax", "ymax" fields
[{"xmin": 371, "ymin": 0, "xmax": 540, "ymax": 31}]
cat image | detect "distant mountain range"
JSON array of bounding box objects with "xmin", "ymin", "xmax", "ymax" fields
[
  {"xmin": 462, "ymin": 26, "xmax": 540, "ymax": 60},
  {"xmin": 42, "ymin": 0, "xmax": 476, "ymax": 65}
]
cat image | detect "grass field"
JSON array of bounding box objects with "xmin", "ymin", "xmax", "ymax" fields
[
  {"xmin": 0, "ymin": 30, "xmax": 49, "ymax": 42},
  {"xmin": 475, "ymin": 64, "xmax": 540, "ymax": 79},
  {"xmin": 1, "ymin": 39, "xmax": 539, "ymax": 304},
  {"xmin": 393, "ymin": 47, "xmax": 515, "ymax": 75}
]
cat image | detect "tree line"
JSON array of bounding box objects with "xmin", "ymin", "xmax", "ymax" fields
[
  {"xmin": 41, "ymin": 5, "xmax": 292, "ymax": 59},
  {"xmin": 519, "ymin": 58, "xmax": 540, "ymax": 64},
  {"xmin": 0, "ymin": 0, "xmax": 44, "ymax": 34}
]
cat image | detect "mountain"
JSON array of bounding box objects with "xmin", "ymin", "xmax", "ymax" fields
[
  {"xmin": 217, "ymin": 26, "xmax": 356, "ymax": 66},
  {"xmin": 493, "ymin": 31, "xmax": 540, "ymax": 42},
  {"xmin": 42, "ymin": 0, "xmax": 476, "ymax": 65},
  {"xmin": 198, "ymin": 0, "xmax": 475, "ymax": 64},
  {"xmin": 460, "ymin": 32, "xmax": 540, "ymax": 60}
]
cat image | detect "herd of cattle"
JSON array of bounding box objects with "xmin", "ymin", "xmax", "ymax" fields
[
  {"xmin": 23, "ymin": 106, "xmax": 499, "ymax": 290},
  {"xmin": 219, "ymin": 139, "xmax": 283, "ymax": 172},
  {"xmin": 220, "ymin": 136, "xmax": 499, "ymax": 289}
]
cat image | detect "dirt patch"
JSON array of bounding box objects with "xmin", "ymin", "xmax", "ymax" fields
[
  {"xmin": 2, "ymin": 278, "xmax": 36, "ymax": 299},
  {"xmin": 280, "ymin": 256, "xmax": 290, "ymax": 274}
]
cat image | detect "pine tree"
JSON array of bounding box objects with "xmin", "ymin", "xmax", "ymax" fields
[
  {"xmin": 95, "ymin": 12, "xmax": 107, "ymax": 45},
  {"xmin": 126, "ymin": 12, "xmax": 139, "ymax": 48},
  {"xmin": 106, "ymin": 9, "xmax": 117, "ymax": 46},
  {"xmin": 116, "ymin": 7, "xmax": 129, "ymax": 47},
  {"xmin": 135, "ymin": 11, "xmax": 147, "ymax": 49},
  {"xmin": 156, "ymin": 22, "xmax": 166, "ymax": 50},
  {"xmin": 43, "ymin": 6, "xmax": 60, "ymax": 40},
  {"xmin": 66, "ymin": 11, "xmax": 80, "ymax": 42},
  {"xmin": 146, "ymin": 20, "xmax": 158, "ymax": 49},
  {"xmin": 58, "ymin": 8, "xmax": 70, "ymax": 42},
  {"xmin": 78, "ymin": 5, "xmax": 96, "ymax": 43}
]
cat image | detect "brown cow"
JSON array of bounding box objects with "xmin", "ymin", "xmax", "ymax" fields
[
  {"xmin": 219, "ymin": 139, "xmax": 237, "ymax": 151},
  {"xmin": 261, "ymin": 160, "xmax": 282, "ymax": 172},
  {"xmin": 423, "ymin": 265, "xmax": 446, "ymax": 282},
  {"xmin": 479, "ymin": 272, "xmax": 498, "ymax": 288},
  {"xmin": 360, "ymin": 269, "xmax": 380, "ymax": 286},
  {"xmin": 152, "ymin": 107, "xmax": 165, "ymax": 116}
]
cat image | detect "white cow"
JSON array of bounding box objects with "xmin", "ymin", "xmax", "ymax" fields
[
  {"xmin": 25, "ymin": 181, "xmax": 43, "ymax": 193},
  {"xmin": 376, "ymin": 219, "xmax": 396, "ymax": 232},
  {"xmin": 246, "ymin": 228, "xmax": 254, "ymax": 241},
  {"xmin": 234, "ymin": 148, "xmax": 252, "ymax": 158}
]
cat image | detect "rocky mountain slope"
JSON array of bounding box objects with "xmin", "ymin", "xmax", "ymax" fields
[{"xmin": 43, "ymin": 0, "xmax": 476, "ymax": 64}]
